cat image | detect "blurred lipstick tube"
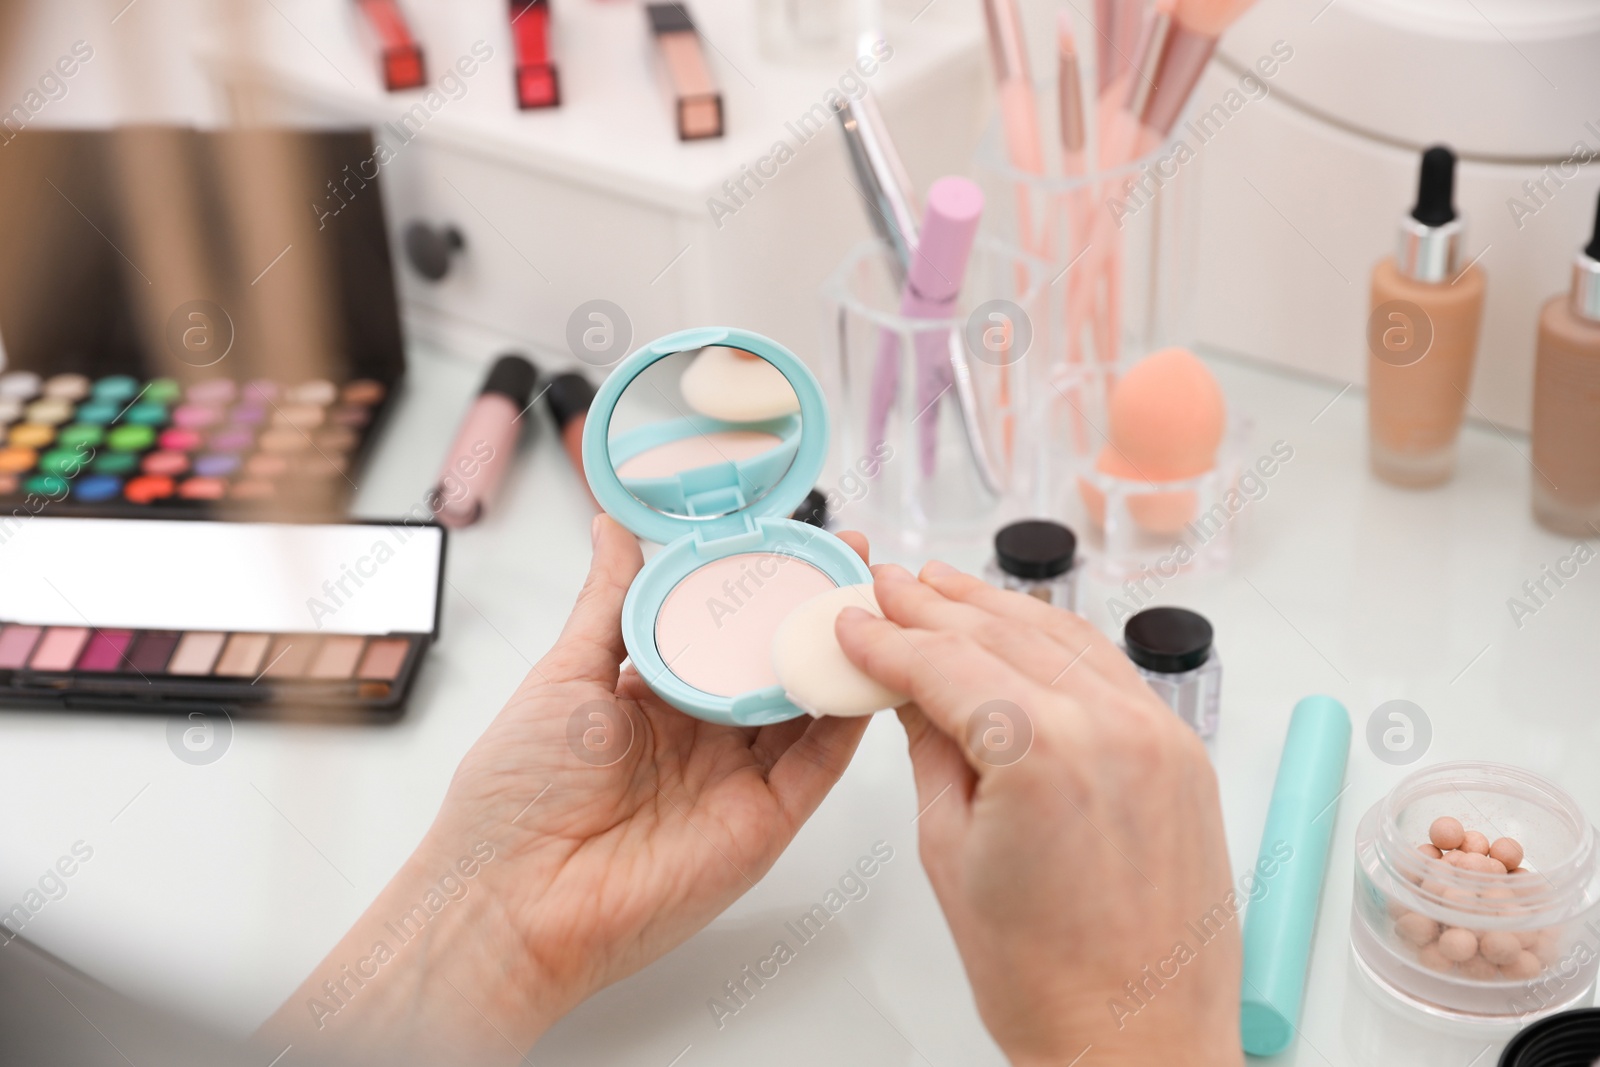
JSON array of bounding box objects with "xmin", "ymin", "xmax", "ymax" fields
[
  {"xmin": 510, "ymin": 0, "xmax": 560, "ymax": 109},
  {"xmin": 434, "ymin": 354, "xmax": 538, "ymax": 529},
  {"xmin": 354, "ymin": 0, "xmax": 427, "ymax": 91}
]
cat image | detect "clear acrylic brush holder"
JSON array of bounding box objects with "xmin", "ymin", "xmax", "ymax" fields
[{"xmin": 821, "ymin": 236, "xmax": 1049, "ymax": 555}]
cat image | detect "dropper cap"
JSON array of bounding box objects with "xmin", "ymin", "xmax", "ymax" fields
[
  {"xmin": 1396, "ymin": 145, "xmax": 1463, "ymax": 284},
  {"xmin": 1572, "ymin": 188, "xmax": 1600, "ymax": 322}
]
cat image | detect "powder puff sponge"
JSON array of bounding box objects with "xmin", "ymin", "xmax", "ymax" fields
[
  {"xmin": 772, "ymin": 584, "xmax": 907, "ymax": 718},
  {"xmin": 1107, "ymin": 347, "xmax": 1226, "ymax": 478},
  {"xmin": 680, "ymin": 347, "xmax": 801, "ymax": 422}
]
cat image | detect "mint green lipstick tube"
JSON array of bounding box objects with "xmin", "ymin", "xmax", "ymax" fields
[{"xmin": 1239, "ymin": 695, "xmax": 1351, "ymax": 1057}]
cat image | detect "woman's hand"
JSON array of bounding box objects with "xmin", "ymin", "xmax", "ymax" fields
[
  {"xmin": 260, "ymin": 516, "xmax": 871, "ymax": 1065},
  {"xmin": 837, "ymin": 562, "xmax": 1243, "ymax": 1067}
]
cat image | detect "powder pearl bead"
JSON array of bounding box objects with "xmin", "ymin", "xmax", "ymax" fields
[
  {"xmin": 1445, "ymin": 850, "xmax": 1475, "ymax": 869},
  {"xmin": 1386, "ymin": 897, "xmax": 1410, "ymax": 919},
  {"xmin": 1461, "ymin": 831, "xmax": 1490, "ymax": 855},
  {"xmin": 1459, "ymin": 956, "xmax": 1500, "ymax": 981},
  {"xmin": 1481, "ymin": 887, "xmax": 1517, "ymax": 912},
  {"xmin": 1534, "ymin": 930, "xmax": 1564, "ymax": 966},
  {"xmin": 1430, "ymin": 817, "xmax": 1466, "ymax": 851},
  {"xmin": 1464, "ymin": 853, "xmax": 1507, "ymax": 875},
  {"xmin": 1395, "ymin": 912, "xmax": 1440, "ymax": 946},
  {"xmin": 1502, "ymin": 951, "xmax": 1544, "ymax": 980},
  {"xmin": 1479, "ymin": 930, "xmax": 1523, "ymax": 966},
  {"xmin": 1418, "ymin": 843, "xmax": 1444, "ymax": 860},
  {"xmin": 1421, "ymin": 880, "xmax": 1450, "ymax": 898},
  {"xmin": 1438, "ymin": 927, "xmax": 1479, "ymax": 962},
  {"xmin": 1418, "ymin": 944, "xmax": 1454, "ymax": 972},
  {"xmin": 1516, "ymin": 929, "xmax": 1539, "ymax": 949},
  {"xmin": 1490, "ymin": 838, "xmax": 1524, "ymax": 871}
]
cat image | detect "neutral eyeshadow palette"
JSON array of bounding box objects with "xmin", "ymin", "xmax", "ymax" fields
[
  {"xmin": 0, "ymin": 518, "xmax": 444, "ymax": 718},
  {"xmin": 0, "ymin": 127, "xmax": 408, "ymax": 519}
]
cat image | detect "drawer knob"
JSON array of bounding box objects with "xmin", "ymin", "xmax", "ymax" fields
[{"xmin": 404, "ymin": 222, "xmax": 465, "ymax": 281}]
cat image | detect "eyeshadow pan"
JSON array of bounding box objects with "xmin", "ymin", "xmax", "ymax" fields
[
  {"xmin": 229, "ymin": 479, "xmax": 276, "ymax": 500},
  {"xmin": 107, "ymin": 424, "xmax": 155, "ymax": 451},
  {"xmin": 0, "ymin": 625, "xmax": 43, "ymax": 669},
  {"xmin": 0, "ymin": 473, "xmax": 17, "ymax": 494},
  {"xmin": 142, "ymin": 451, "xmax": 190, "ymax": 476},
  {"xmin": 57, "ymin": 424, "xmax": 104, "ymax": 449},
  {"xmin": 92, "ymin": 375, "xmax": 140, "ymax": 401},
  {"xmin": 273, "ymin": 405, "xmax": 325, "ymax": 430},
  {"xmin": 9, "ymin": 424, "xmax": 54, "ymax": 449},
  {"xmin": 159, "ymin": 428, "xmax": 202, "ymax": 451},
  {"xmin": 0, "ymin": 447, "xmax": 37, "ymax": 473},
  {"xmin": 127, "ymin": 631, "xmax": 180, "ymax": 673},
  {"xmin": 0, "ymin": 397, "xmax": 22, "ymax": 424},
  {"xmin": 42, "ymin": 374, "xmax": 90, "ymax": 400},
  {"xmin": 242, "ymin": 380, "xmax": 280, "ymax": 403},
  {"xmin": 75, "ymin": 474, "xmax": 122, "ymax": 502},
  {"xmin": 122, "ymin": 401, "xmax": 169, "ymax": 426},
  {"xmin": 260, "ymin": 429, "xmax": 309, "ymax": 453},
  {"xmin": 289, "ymin": 380, "xmax": 336, "ymax": 405},
  {"xmin": 25, "ymin": 398, "xmax": 73, "ymax": 425},
  {"xmin": 209, "ymin": 428, "xmax": 255, "ymax": 452},
  {"xmin": 215, "ymin": 633, "xmax": 270, "ymax": 677},
  {"xmin": 194, "ymin": 453, "xmax": 239, "ymax": 477},
  {"xmin": 91, "ymin": 451, "xmax": 139, "ymax": 475},
  {"xmin": 263, "ymin": 636, "xmax": 317, "ymax": 678},
  {"xmin": 187, "ymin": 379, "xmax": 237, "ymax": 404},
  {"xmin": 309, "ymin": 635, "xmax": 364, "ymax": 679},
  {"xmin": 0, "ymin": 371, "xmax": 41, "ymax": 400},
  {"xmin": 341, "ymin": 379, "xmax": 386, "ymax": 405},
  {"xmin": 77, "ymin": 629, "xmax": 134, "ymax": 672},
  {"xmin": 173, "ymin": 404, "xmax": 222, "ymax": 429},
  {"xmin": 24, "ymin": 473, "xmax": 67, "ymax": 497},
  {"xmin": 178, "ymin": 477, "xmax": 226, "ymax": 500},
  {"xmin": 124, "ymin": 475, "xmax": 175, "ymax": 504},
  {"xmin": 168, "ymin": 631, "xmax": 225, "ymax": 674},
  {"xmin": 145, "ymin": 379, "xmax": 183, "ymax": 404},
  {"xmin": 30, "ymin": 627, "xmax": 90, "ymax": 671},
  {"xmin": 74, "ymin": 399, "xmax": 120, "ymax": 424},
  {"xmin": 357, "ymin": 638, "xmax": 410, "ymax": 681},
  {"xmin": 245, "ymin": 453, "xmax": 289, "ymax": 478}
]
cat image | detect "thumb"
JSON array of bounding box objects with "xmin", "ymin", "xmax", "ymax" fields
[{"xmin": 530, "ymin": 514, "xmax": 644, "ymax": 689}]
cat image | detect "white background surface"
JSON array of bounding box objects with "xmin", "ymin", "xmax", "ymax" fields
[{"xmin": 0, "ymin": 341, "xmax": 1595, "ymax": 1066}]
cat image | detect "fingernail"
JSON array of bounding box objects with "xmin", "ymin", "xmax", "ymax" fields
[
  {"xmin": 837, "ymin": 606, "xmax": 872, "ymax": 625},
  {"xmin": 591, "ymin": 514, "xmax": 603, "ymax": 547},
  {"xmin": 876, "ymin": 564, "xmax": 914, "ymax": 583},
  {"xmin": 922, "ymin": 559, "xmax": 957, "ymax": 579}
]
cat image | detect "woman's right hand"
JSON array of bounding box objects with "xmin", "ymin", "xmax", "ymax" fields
[{"xmin": 837, "ymin": 562, "xmax": 1244, "ymax": 1067}]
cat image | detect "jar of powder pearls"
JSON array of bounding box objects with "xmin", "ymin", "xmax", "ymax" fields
[{"xmin": 1351, "ymin": 762, "xmax": 1600, "ymax": 1023}]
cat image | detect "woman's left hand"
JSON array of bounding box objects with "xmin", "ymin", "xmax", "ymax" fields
[{"xmin": 260, "ymin": 515, "xmax": 872, "ymax": 1064}]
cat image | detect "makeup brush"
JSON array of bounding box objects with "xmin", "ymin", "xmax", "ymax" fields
[{"xmin": 1135, "ymin": 0, "xmax": 1259, "ymax": 142}]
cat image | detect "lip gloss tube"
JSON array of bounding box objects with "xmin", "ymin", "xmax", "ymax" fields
[
  {"xmin": 510, "ymin": 0, "xmax": 560, "ymax": 109},
  {"xmin": 434, "ymin": 354, "xmax": 538, "ymax": 529},
  {"xmin": 646, "ymin": 3, "xmax": 723, "ymax": 141},
  {"xmin": 354, "ymin": 0, "xmax": 427, "ymax": 91}
]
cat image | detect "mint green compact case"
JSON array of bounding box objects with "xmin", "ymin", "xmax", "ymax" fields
[{"xmin": 581, "ymin": 327, "xmax": 870, "ymax": 726}]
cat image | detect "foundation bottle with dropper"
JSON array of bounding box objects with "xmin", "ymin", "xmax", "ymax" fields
[{"xmin": 1367, "ymin": 145, "xmax": 1487, "ymax": 488}]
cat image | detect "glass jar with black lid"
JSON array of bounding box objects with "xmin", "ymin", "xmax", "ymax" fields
[
  {"xmin": 983, "ymin": 519, "xmax": 1080, "ymax": 611},
  {"xmin": 1123, "ymin": 606, "xmax": 1221, "ymax": 737}
]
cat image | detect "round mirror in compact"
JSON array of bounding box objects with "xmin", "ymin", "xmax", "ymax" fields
[
  {"xmin": 606, "ymin": 346, "xmax": 801, "ymax": 518},
  {"xmin": 584, "ymin": 328, "xmax": 873, "ymax": 726}
]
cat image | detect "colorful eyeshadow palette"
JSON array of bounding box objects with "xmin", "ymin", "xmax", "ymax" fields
[
  {"xmin": 0, "ymin": 518, "xmax": 444, "ymax": 718},
  {"xmin": 0, "ymin": 371, "xmax": 391, "ymax": 515},
  {"xmin": 0, "ymin": 127, "xmax": 407, "ymax": 519}
]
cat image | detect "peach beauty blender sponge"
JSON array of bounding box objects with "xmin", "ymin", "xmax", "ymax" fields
[
  {"xmin": 1077, "ymin": 446, "xmax": 1201, "ymax": 535},
  {"xmin": 1107, "ymin": 347, "xmax": 1226, "ymax": 479}
]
